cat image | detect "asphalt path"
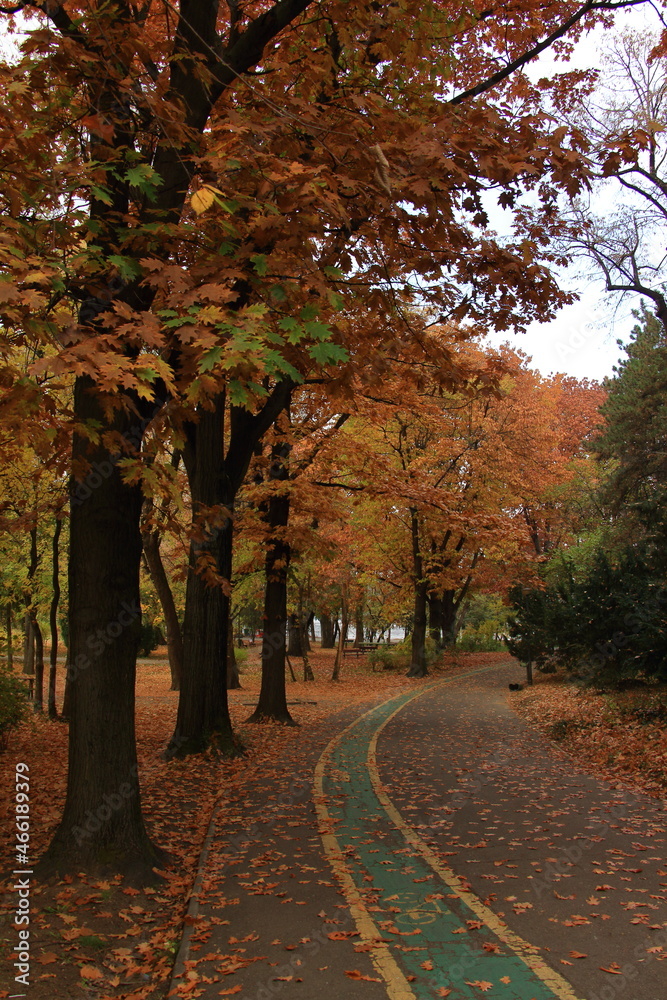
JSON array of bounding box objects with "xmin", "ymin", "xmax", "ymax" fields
[{"xmin": 169, "ymin": 662, "xmax": 667, "ymax": 1000}]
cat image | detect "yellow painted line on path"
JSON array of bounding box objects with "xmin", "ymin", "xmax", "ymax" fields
[
  {"xmin": 366, "ymin": 679, "xmax": 585, "ymax": 1000},
  {"xmin": 314, "ymin": 689, "xmax": 446, "ymax": 1000}
]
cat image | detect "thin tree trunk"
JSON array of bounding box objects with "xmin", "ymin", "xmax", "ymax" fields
[
  {"xmin": 23, "ymin": 616, "xmax": 34, "ymax": 678},
  {"xmin": 407, "ymin": 509, "xmax": 428, "ymax": 677},
  {"xmin": 48, "ymin": 518, "xmax": 62, "ymax": 719},
  {"xmin": 6, "ymin": 604, "xmax": 12, "ymax": 669},
  {"xmin": 227, "ymin": 621, "xmax": 241, "ymax": 690},
  {"xmin": 299, "ymin": 615, "xmax": 314, "ymax": 681},
  {"xmin": 331, "ymin": 585, "xmax": 348, "ymax": 682},
  {"xmin": 31, "ymin": 615, "xmax": 45, "ymax": 712},
  {"xmin": 41, "ymin": 376, "xmax": 163, "ymax": 878},
  {"xmin": 26, "ymin": 526, "xmax": 43, "ymax": 707},
  {"xmin": 142, "ymin": 521, "xmax": 184, "ymax": 691},
  {"xmin": 297, "ymin": 584, "xmax": 314, "ymax": 680}
]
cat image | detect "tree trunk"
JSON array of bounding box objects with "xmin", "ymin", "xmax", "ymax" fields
[
  {"xmin": 319, "ymin": 613, "xmax": 335, "ymax": 649},
  {"xmin": 5, "ymin": 604, "xmax": 12, "ymax": 669},
  {"xmin": 407, "ymin": 509, "xmax": 428, "ymax": 677},
  {"xmin": 297, "ymin": 584, "xmax": 314, "ymax": 679},
  {"xmin": 287, "ymin": 614, "xmax": 302, "ymax": 656},
  {"xmin": 48, "ymin": 517, "xmax": 62, "ymax": 719},
  {"xmin": 429, "ymin": 594, "xmax": 443, "ymax": 648},
  {"xmin": 25, "ymin": 526, "xmax": 44, "ymax": 708},
  {"xmin": 31, "ymin": 614, "xmax": 45, "ymax": 712},
  {"xmin": 169, "ymin": 400, "xmax": 235, "ymax": 757},
  {"xmin": 227, "ymin": 621, "xmax": 241, "ymax": 690},
  {"xmin": 354, "ymin": 602, "xmax": 364, "ymax": 645},
  {"xmin": 141, "ymin": 521, "xmax": 183, "ymax": 691},
  {"xmin": 40, "ymin": 376, "xmax": 163, "ymax": 879},
  {"xmin": 331, "ymin": 585, "xmax": 348, "ymax": 682},
  {"xmin": 441, "ymin": 591, "xmax": 458, "ymax": 647},
  {"xmin": 300, "ymin": 616, "xmax": 314, "ymax": 681},
  {"xmin": 248, "ymin": 443, "xmax": 294, "ymax": 722},
  {"xmin": 23, "ymin": 615, "xmax": 34, "ymax": 677}
]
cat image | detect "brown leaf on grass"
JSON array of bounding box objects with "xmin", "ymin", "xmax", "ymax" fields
[
  {"xmin": 465, "ymin": 981, "xmax": 493, "ymax": 992},
  {"xmin": 436, "ymin": 990, "xmax": 452, "ymax": 997},
  {"xmin": 420, "ymin": 959, "xmax": 434, "ymax": 970},
  {"xmin": 36, "ymin": 952, "xmax": 58, "ymax": 964}
]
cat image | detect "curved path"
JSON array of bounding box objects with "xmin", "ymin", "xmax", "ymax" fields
[
  {"xmin": 315, "ymin": 668, "xmax": 581, "ymax": 999},
  {"xmin": 169, "ymin": 662, "xmax": 667, "ymax": 1000}
]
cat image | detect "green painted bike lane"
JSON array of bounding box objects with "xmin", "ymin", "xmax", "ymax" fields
[{"xmin": 316, "ymin": 677, "xmax": 584, "ymax": 1000}]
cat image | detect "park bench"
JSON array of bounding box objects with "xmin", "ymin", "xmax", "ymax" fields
[{"xmin": 343, "ymin": 643, "xmax": 379, "ymax": 658}]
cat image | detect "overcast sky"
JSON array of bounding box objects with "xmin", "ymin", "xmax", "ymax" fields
[{"xmin": 485, "ymin": 2, "xmax": 665, "ymax": 383}]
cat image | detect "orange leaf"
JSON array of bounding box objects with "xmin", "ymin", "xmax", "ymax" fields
[
  {"xmin": 79, "ymin": 965, "xmax": 104, "ymax": 980},
  {"xmin": 218, "ymin": 988, "xmax": 242, "ymax": 996},
  {"xmin": 345, "ymin": 969, "xmax": 382, "ymax": 982}
]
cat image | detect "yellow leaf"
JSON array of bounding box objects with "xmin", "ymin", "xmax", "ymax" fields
[{"xmin": 191, "ymin": 186, "xmax": 216, "ymax": 215}]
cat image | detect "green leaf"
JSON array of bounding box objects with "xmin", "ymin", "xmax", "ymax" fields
[
  {"xmin": 125, "ymin": 164, "xmax": 162, "ymax": 201},
  {"xmin": 199, "ymin": 346, "xmax": 224, "ymax": 372},
  {"xmin": 90, "ymin": 185, "xmax": 113, "ymax": 206},
  {"xmin": 250, "ymin": 253, "xmax": 268, "ymax": 276},
  {"xmin": 278, "ymin": 316, "xmax": 302, "ymax": 343},
  {"xmin": 107, "ymin": 255, "xmax": 142, "ymax": 280},
  {"xmin": 304, "ymin": 320, "xmax": 331, "ymax": 342},
  {"xmin": 308, "ymin": 343, "xmax": 348, "ymax": 365}
]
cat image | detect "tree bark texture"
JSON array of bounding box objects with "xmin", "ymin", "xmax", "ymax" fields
[
  {"xmin": 171, "ymin": 401, "xmax": 235, "ymax": 756},
  {"xmin": 48, "ymin": 517, "xmax": 62, "ymax": 719},
  {"xmin": 41, "ymin": 377, "xmax": 162, "ymax": 877},
  {"xmin": 319, "ymin": 613, "xmax": 335, "ymax": 648},
  {"xmin": 142, "ymin": 522, "xmax": 184, "ymax": 691},
  {"xmin": 227, "ymin": 619, "xmax": 241, "ymax": 690},
  {"xmin": 407, "ymin": 509, "xmax": 428, "ymax": 677},
  {"xmin": 331, "ymin": 585, "xmax": 348, "ymax": 682},
  {"xmin": 248, "ymin": 441, "xmax": 293, "ymax": 723},
  {"xmin": 5, "ymin": 604, "xmax": 12, "ymax": 670},
  {"xmin": 354, "ymin": 602, "xmax": 364, "ymax": 645}
]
